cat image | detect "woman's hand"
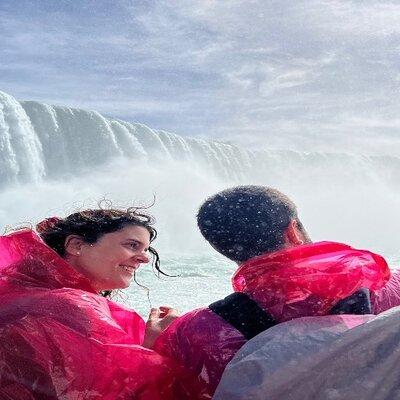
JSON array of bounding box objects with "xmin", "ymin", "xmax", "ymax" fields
[{"xmin": 142, "ymin": 306, "xmax": 180, "ymax": 349}]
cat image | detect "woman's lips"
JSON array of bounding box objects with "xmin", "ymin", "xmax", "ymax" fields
[{"xmin": 119, "ymin": 265, "xmax": 137, "ymax": 275}]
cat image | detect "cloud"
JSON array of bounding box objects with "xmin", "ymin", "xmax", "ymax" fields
[{"xmin": 1, "ymin": 0, "xmax": 400, "ymax": 155}]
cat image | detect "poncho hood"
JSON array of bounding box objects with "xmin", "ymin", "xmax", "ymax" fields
[
  {"xmin": 0, "ymin": 229, "xmax": 96, "ymax": 293},
  {"xmin": 232, "ymin": 241, "xmax": 390, "ymax": 320}
]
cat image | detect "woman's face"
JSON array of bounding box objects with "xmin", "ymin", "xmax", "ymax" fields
[{"xmin": 68, "ymin": 225, "xmax": 151, "ymax": 291}]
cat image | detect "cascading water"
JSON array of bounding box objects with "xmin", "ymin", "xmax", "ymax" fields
[
  {"xmin": 0, "ymin": 91, "xmax": 45, "ymax": 185},
  {"xmin": 1, "ymin": 90, "xmax": 399, "ymax": 192},
  {"xmin": 1, "ymin": 90, "xmax": 399, "ymax": 314}
]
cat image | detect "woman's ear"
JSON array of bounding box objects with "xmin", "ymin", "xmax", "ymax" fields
[
  {"xmin": 284, "ymin": 220, "xmax": 305, "ymax": 247},
  {"xmin": 64, "ymin": 235, "xmax": 85, "ymax": 256}
]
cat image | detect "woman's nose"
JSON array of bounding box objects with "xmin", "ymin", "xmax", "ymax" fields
[{"xmin": 135, "ymin": 251, "xmax": 150, "ymax": 264}]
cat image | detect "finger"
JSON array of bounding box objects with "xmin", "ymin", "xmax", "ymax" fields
[
  {"xmin": 147, "ymin": 307, "xmax": 160, "ymax": 321},
  {"xmin": 158, "ymin": 306, "xmax": 170, "ymax": 317},
  {"xmin": 160, "ymin": 306, "xmax": 179, "ymax": 314},
  {"xmin": 160, "ymin": 312, "xmax": 180, "ymax": 322}
]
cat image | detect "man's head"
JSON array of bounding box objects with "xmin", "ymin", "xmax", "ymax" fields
[{"xmin": 197, "ymin": 185, "xmax": 310, "ymax": 263}]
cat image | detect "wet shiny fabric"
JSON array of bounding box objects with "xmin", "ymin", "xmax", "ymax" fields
[
  {"xmin": 0, "ymin": 230, "xmax": 182, "ymax": 400},
  {"xmin": 214, "ymin": 310, "xmax": 400, "ymax": 400}
]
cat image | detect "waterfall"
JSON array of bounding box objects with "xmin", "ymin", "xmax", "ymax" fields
[
  {"xmin": 0, "ymin": 91, "xmax": 45, "ymax": 185},
  {"xmin": 1, "ymin": 90, "xmax": 399, "ymax": 190},
  {"xmin": 1, "ymin": 90, "xmax": 399, "ymax": 255}
]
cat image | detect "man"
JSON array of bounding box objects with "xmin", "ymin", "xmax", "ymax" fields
[{"xmin": 155, "ymin": 185, "xmax": 398, "ymax": 399}]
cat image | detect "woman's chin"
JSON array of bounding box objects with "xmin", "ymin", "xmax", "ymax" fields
[{"xmin": 119, "ymin": 279, "xmax": 132, "ymax": 289}]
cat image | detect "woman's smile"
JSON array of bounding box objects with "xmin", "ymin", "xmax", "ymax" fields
[{"xmin": 119, "ymin": 264, "xmax": 138, "ymax": 275}]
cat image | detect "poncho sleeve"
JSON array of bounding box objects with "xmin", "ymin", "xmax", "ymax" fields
[{"xmin": 154, "ymin": 308, "xmax": 246, "ymax": 399}]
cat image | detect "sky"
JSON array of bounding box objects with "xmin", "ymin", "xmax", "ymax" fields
[{"xmin": 1, "ymin": 0, "xmax": 400, "ymax": 155}]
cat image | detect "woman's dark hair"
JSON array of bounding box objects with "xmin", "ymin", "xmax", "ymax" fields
[{"xmin": 36, "ymin": 206, "xmax": 165, "ymax": 296}]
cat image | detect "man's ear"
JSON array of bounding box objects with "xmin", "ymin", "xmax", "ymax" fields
[
  {"xmin": 284, "ymin": 219, "xmax": 305, "ymax": 247},
  {"xmin": 64, "ymin": 235, "xmax": 85, "ymax": 256}
]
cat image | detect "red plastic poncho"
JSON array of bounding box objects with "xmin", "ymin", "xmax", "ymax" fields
[
  {"xmin": 155, "ymin": 241, "xmax": 393, "ymax": 399},
  {"xmin": 232, "ymin": 241, "xmax": 390, "ymax": 321},
  {"xmin": 0, "ymin": 230, "xmax": 182, "ymax": 400}
]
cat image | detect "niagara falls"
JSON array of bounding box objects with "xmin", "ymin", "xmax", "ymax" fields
[{"xmin": 2, "ymin": 2, "xmax": 400, "ymax": 399}]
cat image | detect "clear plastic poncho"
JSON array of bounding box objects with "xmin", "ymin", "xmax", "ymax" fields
[{"xmin": 214, "ymin": 308, "xmax": 400, "ymax": 400}]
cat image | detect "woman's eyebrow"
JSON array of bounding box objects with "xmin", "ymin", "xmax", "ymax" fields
[
  {"xmin": 124, "ymin": 239, "xmax": 149, "ymax": 249},
  {"xmin": 124, "ymin": 239, "xmax": 140, "ymax": 244}
]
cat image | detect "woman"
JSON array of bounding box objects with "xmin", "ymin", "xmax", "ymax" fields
[{"xmin": 0, "ymin": 207, "xmax": 183, "ymax": 399}]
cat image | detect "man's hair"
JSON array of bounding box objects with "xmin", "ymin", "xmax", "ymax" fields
[{"xmin": 197, "ymin": 185, "xmax": 302, "ymax": 263}]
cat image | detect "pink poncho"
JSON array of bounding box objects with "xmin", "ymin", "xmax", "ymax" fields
[{"xmin": 0, "ymin": 230, "xmax": 184, "ymax": 399}]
